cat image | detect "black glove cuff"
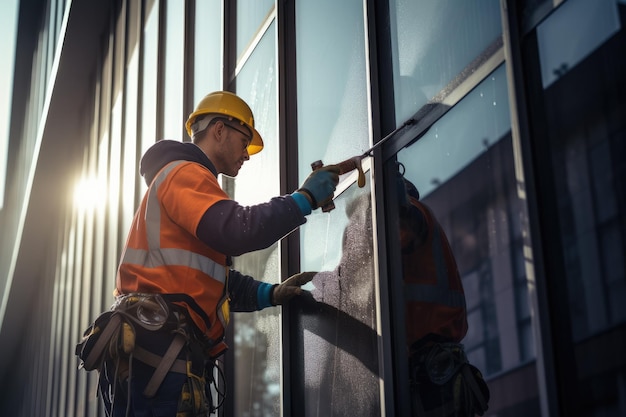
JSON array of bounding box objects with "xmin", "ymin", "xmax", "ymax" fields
[{"xmin": 297, "ymin": 188, "xmax": 318, "ymax": 209}]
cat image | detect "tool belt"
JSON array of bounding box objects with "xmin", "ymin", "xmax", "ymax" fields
[
  {"xmin": 409, "ymin": 334, "xmax": 490, "ymax": 417},
  {"xmin": 75, "ymin": 293, "xmax": 226, "ymax": 404}
]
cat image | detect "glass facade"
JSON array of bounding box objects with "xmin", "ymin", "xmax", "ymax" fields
[
  {"xmin": 527, "ymin": 1, "xmax": 626, "ymax": 414},
  {"xmin": 1, "ymin": 0, "xmax": 625, "ymax": 416},
  {"xmin": 295, "ymin": 183, "xmax": 380, "ymax": 416},
  {"xmin": 294, "ymin": 2, "xmax": 378, "ymax": 413},
  {"xmin": 140, "ymin": 0, "xmax": 159, "ymax": 166},
  {"xmin": 536, "ymin": 0, "xmax": 621, "ymax": 89},
  {"xmin": 193, "ymin": 0, "xmax": 222, "ymax": 105},
  {"xmin": 295, "ymin": 0, "xmax": 370, "ymax": 176},
  {"xmin": 390, "ymin": 0, "xmax": 502, "ymax": 123},
  {"xmin": 231, "ymin": 9, "xmax": 282, "ymax": 416},
  {"xmin": 396, "ymin": 65, "xmax": 529, "ymax": 378}
]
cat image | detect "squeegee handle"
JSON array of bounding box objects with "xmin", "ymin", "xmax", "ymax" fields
[{"xmin": 310, "ymin": 156, "xmax": 366, "ymax": 213}]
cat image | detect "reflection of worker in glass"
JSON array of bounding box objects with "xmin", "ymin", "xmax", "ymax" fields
[
  {"xmin": 397, "ymin": 168, "xmax": 489, "ymax": 417},
  {"xmin": 306, "ymin": 190, "xmax": 380, "ymax": 417}
]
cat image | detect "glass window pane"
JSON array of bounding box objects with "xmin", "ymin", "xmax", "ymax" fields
[
  {"xmin": 294, "ymin": 3, "xmax": 379, "ymax": 411},
  {"xmin": 394, "ymin": 65, "xmax": 535, "ymax": 388},
  {"xmin": 530, "ymin": 2, "xmax": 626, "ymax": 411},
  {"xmin": 538, "ymin": 0, "xmax": 626, "ymax": 339},
  {"xmin": 390, "ymin": 0, "xmax": 502, "ymax": 123},
  {"xmin": 398, "ymin": 70, "xmax": 511, "ymax": 199},
  {"xmin": 232, "ymin": 24, "xmax": 278, "ymax": 204},
  {"xmin": 296, "ymin": 183, "xmax": 380, "ymax": 416},
  {"xmin": 296, "ymin": 0, "xmax": 370, "ymax": 181},
  {"xmin": 231, "ymin": 22, "xmax": 281, "ymax": 416},
  {"xmin": 140, "ymin": 1, "xmax": 159, "ymax": 199},
  {"xmin": 194, "ymin": 0, "xmax": 222, "ymax": 102},
  {"xmin": 537, "ymin": 0, "xmax": 620, "ymax": 89},
  {"xmin": 122, "ymin": 46, "xmax": 138, "ymax": 239},
  {"xmin": 162, "ymin": 1, "xmax": 185, "ymax": 139},
  {"xmin": 236, "ymin": 0, "xmax": 274, "ymax": 60}
]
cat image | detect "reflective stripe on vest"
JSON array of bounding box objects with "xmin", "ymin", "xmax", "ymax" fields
[
  {"xmin": 405, "ymin": 205, "xmax": 465, "ymax": 309},
  {"xmin": 120, "ymin": 160, "xmax": 226, "ymax": 284}
]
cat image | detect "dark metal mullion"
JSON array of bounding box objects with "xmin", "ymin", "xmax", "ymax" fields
[
  {"xmin": 222, "ymin": 3, "xmax": 236, "ymax": 416},
  {"xmin": 366, "ymin": 0, "xmax": 408, "ymax": 415},
  {"xmin": 224, "ymin": 0, "xmax": 236, "ymax": 92},
  {"xmin": 182, "ymin": 0, "xmax": 195, "ymax": 142},
  {"xmin": 277, "ymin": 0, "xmax": 299, "ymax": 415},
  {"xmin": 155, "ymin": 0, "xmax": 166, "ymax": 144},
  {"xmin": 134, "ymin": 0, "xmax": 146, "ymax": 208}
]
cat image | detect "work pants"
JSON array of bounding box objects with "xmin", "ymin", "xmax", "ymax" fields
[
  {"xmin": 100, "ymin": 358, "xmax": 187, "ymax": 417},
  {"xmin": 98, "ymin": 322, "xmax": 212, "ymax": 417}
]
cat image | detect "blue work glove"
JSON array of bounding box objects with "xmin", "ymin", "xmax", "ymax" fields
[{"xmin": 296, "ymin": 165, "xmax": 340, "ymax": 210}]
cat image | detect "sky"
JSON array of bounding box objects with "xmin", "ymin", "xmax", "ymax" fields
[{"xmin": 0, "ymin": 0, "xmax": 19, "ymax": 209}]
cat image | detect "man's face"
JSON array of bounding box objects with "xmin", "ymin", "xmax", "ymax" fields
[{"xmin": 218, "ymin": 122, "xmax": 252, "ymax": 177}]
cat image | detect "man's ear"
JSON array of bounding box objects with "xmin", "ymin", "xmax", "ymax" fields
[{"xmin": 211, "ymin": 120, "xmax": 220, "ymax": 141}]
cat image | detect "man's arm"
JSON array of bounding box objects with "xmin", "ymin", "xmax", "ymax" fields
[
  {"xmin": 197, "ymin": 196, "xmax": 306, "ymax": 256},
  {"xmin": 197, "ymin": 165, "xmax": 340, "ymax": 256},
  {"xmin": 228, "ymin": 269, "xmax": 267, "ymax": 312},
  {"xmin": 228, "ymin": 270, "xmax": 316, "ymax": 312}
]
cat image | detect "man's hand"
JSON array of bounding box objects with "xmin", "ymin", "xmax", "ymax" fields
[
  {"xmin": 271, "ymin": 272, "xmax": 317, "ymax": 305},
  {"xmin": 298, "ymin": 165, "xmax": 340, "ymax": 209}
]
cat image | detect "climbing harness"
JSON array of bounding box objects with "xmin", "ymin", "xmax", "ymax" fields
[
  {"xmin": 409, "ymin": 334, "xmax": 490, "ymax": 417},
  {"xmin": 76, "ymin": 293, "xmax": 226, "ymax": 416}
]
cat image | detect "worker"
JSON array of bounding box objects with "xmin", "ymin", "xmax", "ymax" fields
[
  {"xmin": 397, "ymin": 168, "xmax": 489, "ymax": 417},
  {"xmin": 76, "ymin": 91, "xmax": 340, "ymax": 417}
]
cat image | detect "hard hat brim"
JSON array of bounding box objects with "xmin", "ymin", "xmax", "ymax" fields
[{"xmin": 247, "ymin": 130, "xmax": 264, "ymax": 155}]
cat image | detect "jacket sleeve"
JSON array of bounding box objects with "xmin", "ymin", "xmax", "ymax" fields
[
  {"xmin": 196, "ymin": 196, "xmax": 307, "ymax": 256},
  {"xmin": 228, "ymin": 269, "xmax": 275, "ymax": 312}
]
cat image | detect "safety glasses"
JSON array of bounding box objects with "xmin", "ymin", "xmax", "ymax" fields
[{"xmin": 222, "ymin": 122, "xmax": 252, "ymax": 147}]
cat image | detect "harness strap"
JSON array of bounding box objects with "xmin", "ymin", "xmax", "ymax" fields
[
  {"xmin": 142, "ymin": 333, "xmax": 187, "ymax": 398},
  {"xmin": 133, "ymin": 345, "xmax": 187, "ymax": 375},
  {"xmin": 83, "ymin": 314, "xmax": 122, "ymax": 371},
  {"xmin": 162, "ymin": 293, "xmax": 214, "ymax": 334},
  {"xmin": 162, "ymin": 293, "xmax": 229, "ymax": 358},
  {"xmin": 461, "ymin": 364, "xmax": 488, "ymax": 412}
]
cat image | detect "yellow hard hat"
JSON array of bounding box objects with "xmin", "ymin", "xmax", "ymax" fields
[{"xmin": 185, "ymin": 91, "xmax": 264, "ymax": 155}]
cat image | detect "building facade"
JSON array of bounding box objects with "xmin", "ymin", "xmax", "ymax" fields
[{"xmin": 0, "ymin": 0, "xmax": 625, "ymax": 416}]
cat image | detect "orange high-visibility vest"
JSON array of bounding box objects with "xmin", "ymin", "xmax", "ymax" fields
[
  {"xmin": 402, "ymin": 197, "xmax": 468, "ymax": 347},
  {"xmin": 116, "ymin": 160, "xmax": 231, "ymax": 345}
]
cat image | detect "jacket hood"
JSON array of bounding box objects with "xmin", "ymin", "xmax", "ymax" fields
[{"xmin": 140, "ymin": 140, "xmax": 217, "ymax": 186}]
